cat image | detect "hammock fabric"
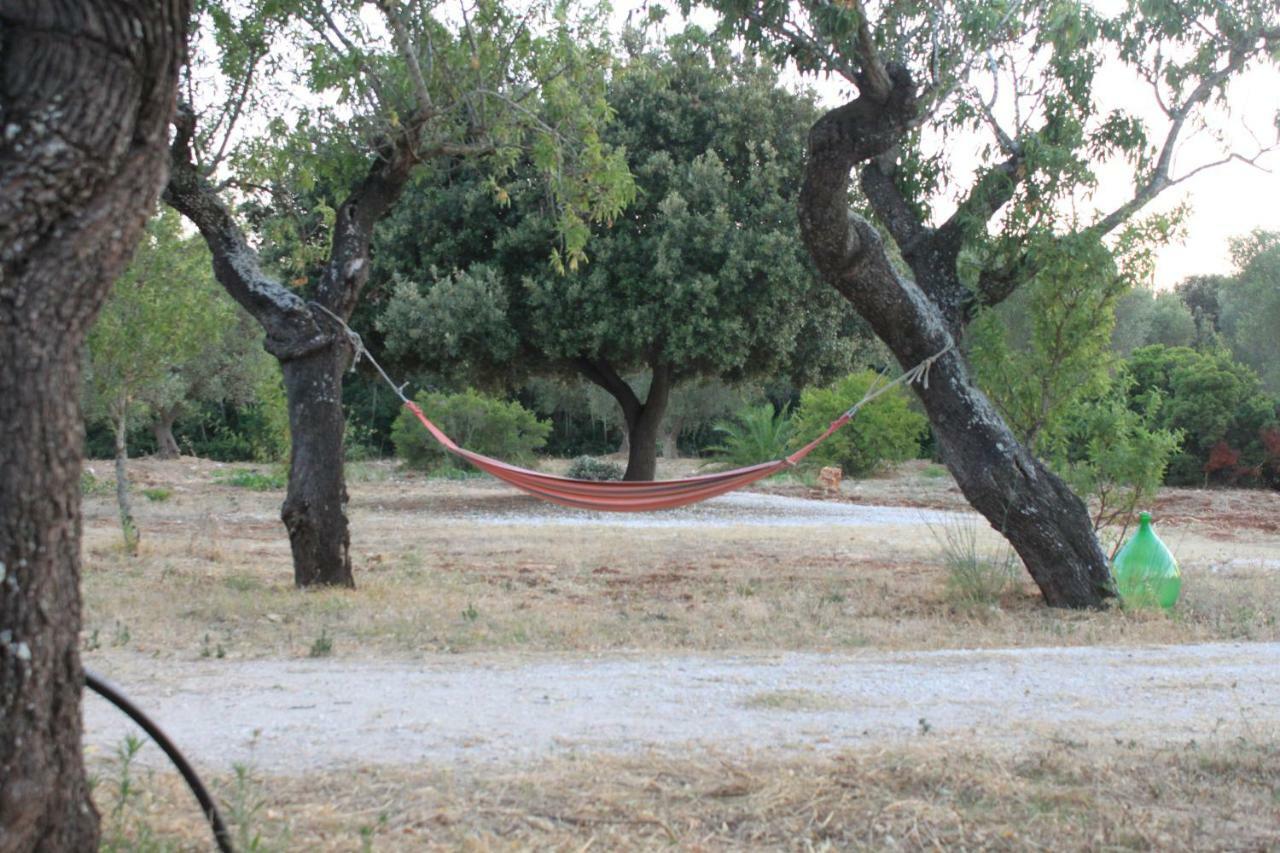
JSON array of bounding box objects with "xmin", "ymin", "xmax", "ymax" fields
[{"xmin": 405, "ymin": 401, "xmax": 850, "ymax": 512}]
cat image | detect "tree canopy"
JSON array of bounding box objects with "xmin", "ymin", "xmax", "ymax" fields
[{"xmin": 377, "ymin": 31, "xmax": 869, "ymax": 479}]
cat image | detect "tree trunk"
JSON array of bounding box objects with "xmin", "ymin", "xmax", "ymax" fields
[
  {"xmin": 280, "ymin": 342, "xmax": 354, "ymax": 588},
  {"xmin": 796, "ymin": 74, "xmax": 1112, "ymax": 608},
  {"xmin": 576, "ymin": 359, "xmax": 674, "ymax": 481},
  {"xmin": 0, "ymin": 2, "xmax": 188, "ymax": 848},
  {"xmin": 623, "ymin": 399, "xmax": 666, "ymax": 481},
  {"xmin": 914, "ymin": 356, "xmax": 1112, "ymax": 606},
  {"xmin": 165, "ymin": 89, "xmax": 422, "ymax": 589},
  {"xmin": 114, "ymin": 403, "xmax": 140, "ymax": 556},
  {"xmin": 660, "ymin": 416, "xmax": 684, "ymax": 459},
  {"xmin": 152, "ymin": 407, "xmax": 181, "ymax": 459}
]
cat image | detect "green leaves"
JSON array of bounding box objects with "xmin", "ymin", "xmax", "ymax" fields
[
  {"xmin": 390, "ymin": 389, "xmax": 550, "ymax": 472},
  {"xmin": 87, "ymin": 210, "xmax": 272, "ymax": 426},
  {"xmin": 191, "ymin": 0, "xmax": 635, "ymax": 284},
  {"xmin": 375, "ymin": 32, "xmax": 863, "ymax": 391},
  {"xmin": 790, "ymin": 371, "xmax": 928, "ymax": 477}
]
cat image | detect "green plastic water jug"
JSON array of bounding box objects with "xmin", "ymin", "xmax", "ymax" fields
[{"xmin": 1111, "ymin": 511, "xmax": 1180, "ymax": 610}]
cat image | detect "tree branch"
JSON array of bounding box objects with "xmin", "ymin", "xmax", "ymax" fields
[
  {"xmin": 858, "ymin": 157, "xmax": 928, "ymax": 256},
  {"xmin": 315, "ymin": 128, "xmax": 422, "ymax": 316},
  {"xmin": 163, "ymin": 103, "xmax": 330, "ymax": 361},
  {"xmin": 799, "ymin": 66, "xmax": 920, "ymax": 277},
  {"xmin": 1089, "ymin": 40, "xmax": 1263, "ymax": 238},
  {"xmin": 574, "ymin": 356, "xmax": 641, "ymax": 426},
  {"xmin": 374, "ymin": 0, "xmax": 434, "ymax": 118}
]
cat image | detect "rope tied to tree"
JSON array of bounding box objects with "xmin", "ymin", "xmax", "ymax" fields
[
  {"xmin": 840, "ymin": 341, "xmax": 954, "ymax": 420},
  {"xmin": 309, "ymin": 302, "xmax": 412, "ymax": 403}
]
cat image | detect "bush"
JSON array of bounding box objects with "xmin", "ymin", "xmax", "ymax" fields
[
  {"xmin": 1121, "ymin": 345, "xmax": 1277, "ymax": 485},
  {"xmin": 1045, "ymin": 384, "xmax": 1180, "ymax": 548},
  {"xmin": 391, "ymin": 388, "xmax": 550, "ymax": 473},
  {"xmin": 790, "ymin": 370, "xmax": 927, "ymax": 476},
  {"xmin": 707, "ymin": 403, "xmax": 793, "ymax": 467},
  {"xmin": 566, "ymin": 456, "xmax": 624, "ymax": 481}
]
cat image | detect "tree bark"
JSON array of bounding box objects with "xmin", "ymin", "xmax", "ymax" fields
[
  {"xmin": 576, "ymin": 360, "xmax": 674, "ymax": 481},
  {"xmin": 114, "ymin": 402, "xmax": 140, "ymax": 556},
  {"xmin": 152, "ymin": 406, "xmax": 181, "ymax": 459},
  {"xmin": 797, "ymin": 68, "xmax": 1112, "ymax": 608},
  {"xmin": 0, "ymin": 2, "xmax": 188, "ymax": 848},
  {"xmin": 165, "ymin": 100, "xmax": 421, "ymax": 588},
  {"xmin": 280, "ymin": 342, "xmax": 353, "ymax": 588},
  {"xmin": 660, "ymin": 416, "xmax": 684, "ymax": 459}
]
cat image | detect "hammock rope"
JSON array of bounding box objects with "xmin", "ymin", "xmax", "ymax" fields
[{"xmin": 310, "ymin": 302, "xmax": 952, "ymax": 512}]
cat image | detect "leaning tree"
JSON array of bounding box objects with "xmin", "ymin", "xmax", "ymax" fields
[
  {"xmin": 378, "ymin": 32, "xmax": 869, "ymax": 479},
  {"xmin": 166, "ymin": 0, "xmax": 632, "ymax": 586},
  {"xmin": 703, "ymin": 0, "xmax": 1279, "ymax": 606},
  {"xmin": 0, "ymin": 1, "xmax": 189, "ymax": 847}
]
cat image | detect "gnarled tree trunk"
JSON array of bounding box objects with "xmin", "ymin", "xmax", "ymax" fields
[
  {"xmin": 165, "ymin": 103, "xmax": 420, "ymax": 587},
  {"xmin": 0, "ymin": 2, "xmax": 188, "ymax": 848},
  {"xmin": 797, "ymin": 67, "xmax": 1112, "ymax": 608}
]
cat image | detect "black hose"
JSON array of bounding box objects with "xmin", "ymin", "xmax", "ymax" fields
[{"xmin": 85, "ymin": 668, "xmax": 235, "ymax": 853}]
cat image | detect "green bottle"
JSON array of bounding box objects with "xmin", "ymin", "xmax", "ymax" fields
[{"xmin": 1111, "ymin": 512, "xmax": 1180, "ymax": 610}]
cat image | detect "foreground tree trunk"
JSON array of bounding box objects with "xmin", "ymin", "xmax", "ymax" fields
[
  {"xmin": 577, "ymin": 360, "xmax": 674, "ymax": 480},
  {"xmin": 165, "ymin": 106, "xmax": 419, "ymax": 587},
  {"xmin": 0, "ymin": 2, "xmax": 188, "ymax": 848},
  {"xmin": 152, "ymin": 406, "xmax": 182, "ymax": 459},
  {"xmin": 797, "ymin": 68, "xmax": 1112, "ymax": 608}
]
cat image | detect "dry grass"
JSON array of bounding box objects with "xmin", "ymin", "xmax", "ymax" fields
[
  {"xmin": 81, "ymin": 457, "xmax": 1280, "ymax": 849},
  {"xmin": 80, "ymin": 458, "xmax": 1280, "ymax": 661},
  {"xmin": 93, "ymin": 735, "xmax": 1280, "ymax": 851}
]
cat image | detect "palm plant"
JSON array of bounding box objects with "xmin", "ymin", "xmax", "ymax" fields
[{"xmin": 707, "ymin": 403, "xmax": 794, "ymax": 467}]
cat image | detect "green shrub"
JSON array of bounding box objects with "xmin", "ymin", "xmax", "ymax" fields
[
  {"xmin": 1045, "ymin": 383, "xmax": 1180, "ymax": 548},
  {"xmin": 708, "ymin": 403, "xmax": 793, "ymax": 467},
  {"xmin": 566, "ymin": 456, "xmax": 624, "ymax": 481},
  {"xmin": 140, "ymin": 487, "xmax": 171, "ymax": 503},
  {"xmin": 790, "ymin": 370, "xmax": 927, "ymax": 476},
  {"xmin": 1121, "ymin": 345, "xmax": 1277, "ymax": 485},
  {"xmin": 391, "ymin": 388, "xmax": 550, "ymax": 473}
]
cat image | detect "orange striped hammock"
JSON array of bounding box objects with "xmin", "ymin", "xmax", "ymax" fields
[
  {"xmin": 403, "ymin": 400, "xmax": 852, "ymax": 512},
  {"xmin": 313, "ymin": 302, "xmax": 951, "ymax": 514}
]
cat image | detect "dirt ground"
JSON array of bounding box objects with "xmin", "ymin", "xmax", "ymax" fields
[{"xmin": 79, "ymin": 457, "xmax": 1280, "ymax": 850}]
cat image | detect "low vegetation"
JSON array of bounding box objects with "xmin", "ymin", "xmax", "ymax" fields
[{"xmin": 92, "ymin": 736, "xmax": 1280, "ymax": 850}]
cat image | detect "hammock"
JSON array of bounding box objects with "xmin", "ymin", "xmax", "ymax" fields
[{"xmin": 314, "ymin": 304, "xmax": 951, "ymax": 512}]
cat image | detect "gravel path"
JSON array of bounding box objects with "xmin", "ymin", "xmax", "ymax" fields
[
  {"xmin": 85, "ymin": 642, "xmax": 1280, "ymax": 773},
  {"xmin": 409, "ymin": 491, "xmax": 966, "ymax": 529}
]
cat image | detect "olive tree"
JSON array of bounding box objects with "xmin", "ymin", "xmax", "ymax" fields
[
  {"xmin": 166, "ymin": 0, "xmax": 632, "ymax": 585},
  {"xmin": 701, "ymin": 0, "xmax": 1279, "ymax": 606},
  {"xmin": 378, "ymin": 32, "xmax": 867, "ymax": 479}
]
